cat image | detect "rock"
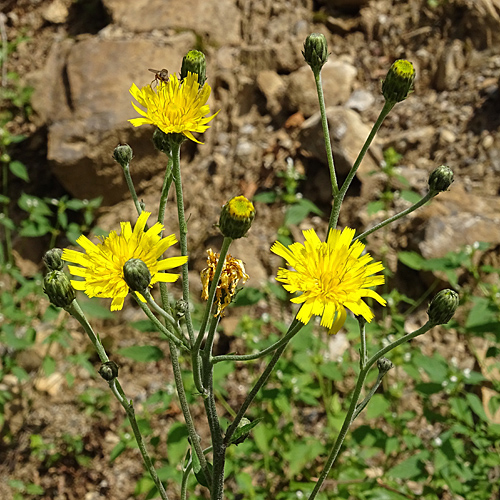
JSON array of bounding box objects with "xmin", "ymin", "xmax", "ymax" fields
[
  {"xmin": 286, "ymin": 60, "xmax": 357, "ymax": 116},
  {"xmin": 103, "ymin": 0, "xmax": 241, "ymax": 45},
  {"xmin": 409, "ymin": 184, "xmax": 500, "ymax": 260},
  {"xmin": 325, "ymin": 0, "xmax": 370, "ymax": 7},
  {"xmin": 30, "ymin": 34, "xmax": 196, "ymax": 204},
  {"xmin": 34, "ymin": 372, "xmax": 65, "ymax": 398},
  {"xmin": 42, "ymin": 0, "xmax": 69, "ymax": 24},
  {"xmin": 346, "ymin": 89, "xmax": 375, "ymax": 112},
  {"xmin": 256, "ymin": 70, "xmax": 286, "ymax": 116},
  {"xmin": 434, "ymin": 40, "xmax": 465, "ymax": 91},
  {"xmin": 298, "ymin": 106, "xmax": 382, "ymax": 177}
]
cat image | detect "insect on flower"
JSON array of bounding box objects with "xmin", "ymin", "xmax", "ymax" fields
[{"xmin": 148, "ymin": 68, "xmax": 169, "ymax": 88}]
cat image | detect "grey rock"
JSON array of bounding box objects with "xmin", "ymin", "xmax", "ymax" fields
[
  {"xmin": 346, "ymin": 89, "xmax": 375, "ymax": 112},
  {"xmin": 103, "ymin": 0, "xmax": 241, "ymax": 45}
]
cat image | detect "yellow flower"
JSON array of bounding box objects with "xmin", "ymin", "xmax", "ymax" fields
[
  {"xmin": 62, "ymin": 211, "xmax": 187, "ymax": 311},
  {"xmin": 128, "ymin": 72, "xmax": 218, "ymax": 143},
  {"xmin": 201, "ymin": 249, "xmax": 249, "ymax": 316},
  {"xmin": 271, "ymin": 228, "xmax": 386, "ymax": 334}
]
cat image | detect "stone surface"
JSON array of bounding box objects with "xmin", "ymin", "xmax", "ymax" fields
[
  {"xmin": 298, "ymin": 106, "xmax": 382, "ymax": 176},
  {"xmin": 256, "ymin": 70, "xmax": 286, "ymax": 116},
  {"xmin": 286, "ymin": 59, "xmax": 357, "ymax": 116},
  {"xmin": 31, "ymin": 34, "xmax": 196, "ymax": 203},
  {"xmin": 103, "ymin": 0, "xmax": 241, "ymax": 45}
]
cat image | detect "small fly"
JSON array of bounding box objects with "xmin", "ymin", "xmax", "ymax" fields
[{"xmin": 148, "ymin": 68, "xmax": 169, "ymax": 88}]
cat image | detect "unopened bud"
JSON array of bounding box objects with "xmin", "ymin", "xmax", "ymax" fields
[
  {"xmin": 99, "ymin": 361, "xmax": 119, "ymax": 381},
  {"xmin": 43, "ymin": 270, "xmax": 76, "ymax": 308},
  {"xmin": 180, "ymin": 50, "xmax": 207, "ymax": 86},
  {"xmin": 377, "ymin": 357, "xmax": 394, "ymax": 375},
  {"xmin": 113, "ymin": 144, "xmax": 133, "ymax": 167},
  {"xmin": 232, "ymin": 417, "xmax": 252, "ymax": 445},
  {"xmin": 302, "ymin": 33, "xmax": 328, "ymax": 72},
  {"xmin": 428, "ymin": 165, "xmax": 454, "ymax": 193},
  {"xmin": 219, "ymin": 196, "xmax": 255, "ymax": 239},
  {"xmin": 175, "ymin": 299, "xmax": 189, "ymax": 319},
  {"xmin": 382, "ymin": 59, "xmax": 415, "ymax": 104},
  {"xmin": 43, "ymin": 248, "xmax": 64, "ymax": 271},
  {"xmin": 427, "ymin": 289, "xmax": 459, "ymax": 325},
  {"xmin": 123, "ymin": 258, "xmax": 151, "ymax": 292}
]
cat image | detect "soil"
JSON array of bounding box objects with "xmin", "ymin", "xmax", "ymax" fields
[{"xmin": 1, "ymin": 0, "xmax": 500, "ymax": 499}]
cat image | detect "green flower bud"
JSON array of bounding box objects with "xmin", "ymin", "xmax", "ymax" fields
[
  {"xmin": 43, "ymin": 270, "xmax": 76, "ymax": 308},
  {"xmin": 232, "ymin": 417, "xmax": 252, "ymax": 445},
  {"xmin": 219, "ymin": 196, "xmax": 255, "ymax": 239},
  {"xmin": 302, "ymin": 33, "xmax": 328, "ymax": 73},
  {"xmin": 43, "ymin": 248, "xmax": 64, "ymax": 271},
  {"xmin": 427, "ymin": 289, "xmax": 459, "ymax": 326},
  {"xmin": 175, "ymin": 299, "xmax": 189, "ymax": 319},
  {"xmin": 112, "ymin": 144, "xmax": 133, "ymax": 167},
  {"xmin": 152, "ymin": 128, "xmax": 185, "ymax": 153},
  {"xmin": 99, "ymin": 361, "xmax": 119, "ymax": 381},
  {"xmin": 428, "ymin": 165, "xmax": 454, "ymax": 193},
  {"xmin": 377, "ymin": 357, "xmax": 394, "ymax": 375},
  {"xmin": 382, "ymin": 59, "xmax": 415, "ymax": 104},
  {"xmin": 123, "ymin": 258, "xmax": 151, "ymax": 292},
  {"xmin": 180, "ymin": 50, "xmax": 207, "ymax": 86}
]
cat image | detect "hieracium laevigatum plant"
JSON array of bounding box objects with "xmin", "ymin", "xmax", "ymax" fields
[{"xmin": 43, "ymin": 39, "xmax": 459, "ymax": 499}]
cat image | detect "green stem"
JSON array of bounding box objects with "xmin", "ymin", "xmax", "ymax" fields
[
  {"xmin": 132, "ymin": 292, "xmax": 189, "ymax": 351},
  {"xmin": 181, "ymin": 446, "xmax": 213, "ymax": 500},
  {"xmin": 65, "ymin": 301, "xmax": 169, "ymax": 500},
  {"xmin": 313, "ymin": 69, "xmax": 338, "ymax": 196},
  {"xmin": 328, "ymin": 100, "xmax": 394, "ymax": 233},
  {"xmin": 171, "ymin": 141, "xmax": 195, "ymax": 346},
  {"xmin": 199, "ymin": 315, "xmax": 225, "ymax": 499},
  {"xmin": 358, "ymin": 317, "xmax": 368, "ymax": 368},
  {"xmin": 307, "ymin": 321, "xmax": 434, "ymax": 500},
  {"xmin": 212, "ymin": 320, "xmax": 303, "ymax": 364},
  {"xmin": 158, "ymin": 156, "xmax": 174, "ymax": 225},
  {"xmin": 354, "ymin": 191, "xmax": 437, "ymax": 242},
  {"xmin": 169, "ymin": 343, "xmax": 212, "ymax": 488},
  {"xmin": 122, "ymin": 160, "xmax": 143, "ymax": 216},
  {"xmin": 224, "ymin": 318, "xmax": 302, "ymax": 446},
  {"xmin": 192, "ymin": 236, "xmax": 233, "ymax": 394},
  {"xmin": 143, "ymin": 291, "xmax": 190, "ymax": 348},
  {"xmin": 109, "ymin": 380, "xmax": 170, "ymax": 500}
]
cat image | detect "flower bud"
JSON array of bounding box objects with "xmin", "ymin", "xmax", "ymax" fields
[
  {"xmin": 427, "ymin": 289, "xmax": 459, "ymax": 326},
  {"xmin": 123, "ymin": 258, "xmax": 151, "ymax": 292},
  {"xmin": 43, "ymin": 248, "xmax": 64, "ymax": 271},
  {"xmin": 112, "ymin": 144, "xmax": 133, "ymax": 167},
  {"xmin": 377, "ymin": 357, "xmax": 394, "ymax": 375},
  {"xmin": 180, "ymin": 49, "xmax": 207, "ymax": 86},
  {"xmin": 302, "ymin": 33, "xmax": 328, "ymax": 72},
  {"xmin": 382, "ymin": 59, "xmax": 415, "ymax": 104},
  {"xmin": 232, "ymin": 417, "xmax": 252, "ymax": 445},
  {"xmin": 219, "ymin": 196, "xmax": 255, "ymax": 239},
  {"xmin": 99, "ymin": 361, "xmax": 119, "ymax": 381},
  {"xmin": 175, "ymin": 299, "xmax": 189, "ymax": 319},
  {"xmin": 428, "ymin": 165, "xmax": 454, "ymax": 193},
  {"xmin": 43, "ymin": 270, "xmax": 76, "ymax": 308}
]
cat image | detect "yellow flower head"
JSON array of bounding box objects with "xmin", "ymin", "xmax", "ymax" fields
[
  {"xmin": 128, "ymin": 72, "xmax": 218, "ymax": 143},
  {"xmin": 201, "ymin": 249, "xmax": 249, "ymax": 316},
  {"xmin": 62, "ymin": 212, "xmax": 188, "ymax": 311},
  {"xmin": 271, "ymin": 227, "xmax": 386, "ymax": 335}
]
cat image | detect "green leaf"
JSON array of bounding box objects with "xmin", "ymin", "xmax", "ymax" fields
[
  {"xmin": 253, "ymin": 191, "xmax": 277, "ymax": 204},
  {"xmin": 465, "ymin": 393, "xmax": 490, "ymax": 422},
  {"xmin": 367, "ymin": 200, "xmax": 385, "ymax": 215},
  {"xmin": 229, "ymin": 418, "xmax": 262, "ymax": 445},
  {"xmin": 166, "ymin": 422, "xmax": 189, "ymax": 465},
  {"xmin": 365, "ymin": 394, "xmax": 391, "ymax": 419},
  {"xmin": 109, "ymin": 441, "xmax": 126, "ymax": 462},
  {"xmin": 400, "ymin": 190, "xmax": 421, "ymax": 204},
  {"xmin": 387, "ymin": 451, "xmax": 429, "ymax": 479},
  {"xmin": 117, "ymin": 345, "xmax": 164, "ymax": 362},
  {"xmin": 42, "ymin": 355, "xmax": 56, "ymax": 376},
  {"xmin": 398, "ymin": 251, "xmax": 426, "ymax": 270},
  {"xmin": 232, "ymin": 287, "xmax": 264, "ymax": 306},
  {"xmin": 9, "ymin": 160, "xmax": 29, "ymax": 181},
  {"xmin": 25, "ymin": 483, "xmax": 44, "ymax": 494}
]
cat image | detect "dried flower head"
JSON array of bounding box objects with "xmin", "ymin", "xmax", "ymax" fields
[{"xmin": 201, "ymin": 249, "xmax": 249, "ymax": 316}]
